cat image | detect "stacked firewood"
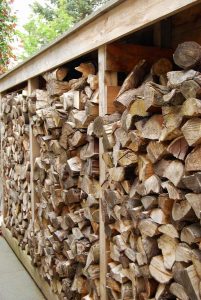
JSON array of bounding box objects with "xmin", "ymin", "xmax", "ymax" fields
[
  {"xmin": 3, "ymin": 41, "xmax": 201, "ymax": 300},
  {"xmin": 95, "ymin": 41, "xmax": 201, "ymax": 300},
  {"xmin": 28, "ymin": 64, "xmax": 100, "ymax": 299},
  {"xmin": 2, "ymin": 91, "xmax": 32, "ymax": 251}
]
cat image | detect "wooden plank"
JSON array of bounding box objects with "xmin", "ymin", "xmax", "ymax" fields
[
  {"xmin": 154, "ymin": 19, "xmax": 172, "ymax": 48},
  {"xmin": 106, "ymin": 44, "xmax": 173, "ymax": 72},
  {"xmin": 2, "ymin": 223, "xmax": 59, "ymax": 300},
  {"xmin": 28, "ymin": 78, "xmax": 40, "ymax": 226},
  {"xmin": 154, "ymin": 22, "xmax": 162, "ymax": 47},
  {"xmin": 98, "ymin": 46, "xmax": 118, "ymax": 300},
  {"xmin": 160, "ymin": 18, "xmax": 172, "ymax": 48},
  {"xmin": 0, "ymin": 0, "xmax": 200, "ymax": 92},
  {"xmin": 98, "ymin": 45, "xmax": 108, "ymax": 300},
  {"xmin": 107, "ymin": 85, "xmax": 120, "ymax": 114}
]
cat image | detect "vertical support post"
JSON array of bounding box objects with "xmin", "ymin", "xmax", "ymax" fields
[
  {"xmin": 98, "ymin": 45, "xmax": 107, "ymax": 300},
  {"xmin": 153, "ymin": 22, "xmax": 162, "ymax": 47},
  {"xmin": 28, "ymin": 78, "xmax": 40, "ymax": 227},
  {"xmin": 153, "ymin": 18, "xmax": 172, "ymax": 48},
  {"xmin": 98, "ymin": 45, "xmax": 118, "ymax": 300}
]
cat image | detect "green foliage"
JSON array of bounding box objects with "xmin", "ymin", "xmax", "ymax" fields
[
  {"xmin": 67, "ymin": 0, "xmax": 108, "ymax": 23},
  {"xmin": 17, "ymin": 0, "xmax": 109, "ymax": 59},
  {"xmin": 31, "ymin": 0, "xmax": 57, "ymax": 21},
  {"xmin": 18, "ymin": 0, "xmax": 72, "ymax": 59},
  {"xmin": 31, "ymin": 0, "xmax": 108, "ymax": 23},
  {"xmin": 0, "ymin": 0, "xmax": 16, "ymax": 73}
]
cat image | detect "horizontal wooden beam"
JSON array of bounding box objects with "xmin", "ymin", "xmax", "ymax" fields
[
  {"xmin": 0, "ymin": 0, "xmax": 200, "ymax": 92},
  {"xmin": 106, "ymin": 44, "xmax": 173, "ymax": 72},
  {"xmin": 2, "ymin": 224, "xmax": 59, "ymax": 300}
]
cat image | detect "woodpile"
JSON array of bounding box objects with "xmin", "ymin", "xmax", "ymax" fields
[
  {"xmin": 28, "ymin": 64, "xmax": 100, "ymax": 299},
  {"xmin": 95, "ymin": 41, "xmax": 201, "ymax": 300},
  {"xmin": 2, "ymin": 91, "xmax": 32, "ymax": 251},
  {"xmin": 3, "ymin": 40, "xmax": 201, "ymax": 300}
]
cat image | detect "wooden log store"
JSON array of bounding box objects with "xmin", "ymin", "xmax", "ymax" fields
[{"xmin": 1, "ymin": 0, "xmax": 201, "ymax": 299}]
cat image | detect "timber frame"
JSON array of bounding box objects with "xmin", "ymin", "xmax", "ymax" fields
[{"xmin": 1, "ymin": 0, "xmax": 201, "ymax": 299}]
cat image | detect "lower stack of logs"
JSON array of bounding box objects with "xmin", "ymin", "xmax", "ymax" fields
[
  {"xmin": 96, "ymin": 41, "xmax": 201, "ymax": 300},
  {"xmin": 2, "ymin": 41, "xmax": 201, "ymax": 300},
  {"xmin": 2, "ymin": 92, "xmax": 32, "ymax": 251}
]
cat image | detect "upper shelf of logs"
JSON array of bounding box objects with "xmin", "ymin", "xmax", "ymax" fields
[{"xmin": 2, "ymin": 40, "xmax": 201, "ymax": 300}]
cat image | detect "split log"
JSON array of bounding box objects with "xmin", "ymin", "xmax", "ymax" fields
[
  {"xmin": 182, "ymin": 173, "xmax": 201, "ymax": 193},
  {"xmin": 150, "ymin": 209, "xmax": 169, "ymax": 225},
  {"xmin": 180, "ymin": 80, "xmax": 200, "ymax": 99},
  {"xmin": 161, "ymin": 106, "xmax": 183, "ymax": 142},
  {"xmin": 181, "ymin": 97, "xmax": 201, "ymax": 117},
  {"xmin": 173, "ymin": 41, "xmax": 201, "ymax": 70},
  {"xmin": 43, "ymin": 67, "xmax": 68, "ymax": 82},
  {"xmin": 136, "ymin": 115, "xmax": 163, "ymax": 140},
  {"xmin": 180, "ymin": 265, "xmax": 201, "ymax": 300},
  {"xmin": 167, "ymin": 136, "xmax": 188, "ymax": 160},
  {"xmin": 46, "ymin": 80, "xmax": 70, "ymax": 96},
  {"xmin": 158, "ymin": 234, "xmax": 178, "ymax": 269},
  {"xmin": 167, "ymin": 69, "xmax": 199, "ymax": 88},
  {"xmin": 147, "ymin": 141, "xmax": 167, "ymax": 163},
  {"xmin": 149, "ymin": 256, "xmax": 173, "ymax": 284},
  {"xmin": 117, "ymin": 59, "xmax": 149, "ymax": 97},
  {"xmin": 156, "ymin": 160, "xmax": 184, "ymax": 187},
  {"xmin": 75, "ymin": 63, "xmax": 95, "ymax": 77},
  {"xmin": 181, "ymin": 224, "xmax": 201, "ymax": 244},
  {"xmin": 185, "ymin": 193, "xmax": 201, "ymax": 218},
  {"xmin": 66, "ymin": 157, "xmax": 82, "ymax": 176},
  {"xmin": 158, "ymin": 224, "xmax": 179, "ymax": 239},
  {"xmin": 181, "ymin": 118, "xmax": 201, "ymax": 146},
  {"xmin": 185, "ymin": 145, "xmax": 201, "ymax": 171},
  {"xmin": 161, "ymin": 181, "xmax": 183, "ymax": 200},
  {"xmin": 138, "ymin": 219, "xmax": 159, "ymax": 237},
  {"xmin": 151, "ymin": 58, "xmax": 173, "ymax": 76},
  {"xmin": 169, "ymin": 282, "xmax": 189, "ymax": 300},
  {"xmin": 172, "ymin": 200, "xmax": 196, "ymax": 222}
]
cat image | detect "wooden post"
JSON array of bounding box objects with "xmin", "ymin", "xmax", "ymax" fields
[
  {"xmin": 99, "ymin": 45, "xmax": 107, "ymax": 300},
  {"xmin": 98, "ymin": 45, "xmax": 118, "ymax": 300},
  {"xmin": 28, "ymin": 78, "xmax": 40, "ymax": 227},
  {"xmin": 154, "ymin": 19, "xmax": 172, "ymax": 48},
  {"xmin": 153, "ymin": 22, "xmax": 162, "ymax": 47}
]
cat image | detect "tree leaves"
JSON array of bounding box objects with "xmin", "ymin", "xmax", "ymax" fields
[
  {"xmin": 17, "ymin": 0, "xmax": 109, "ymax": 59},
  {"xmin": 0, "ymin": 0, "xmax": 16, "ymax": 73}
]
